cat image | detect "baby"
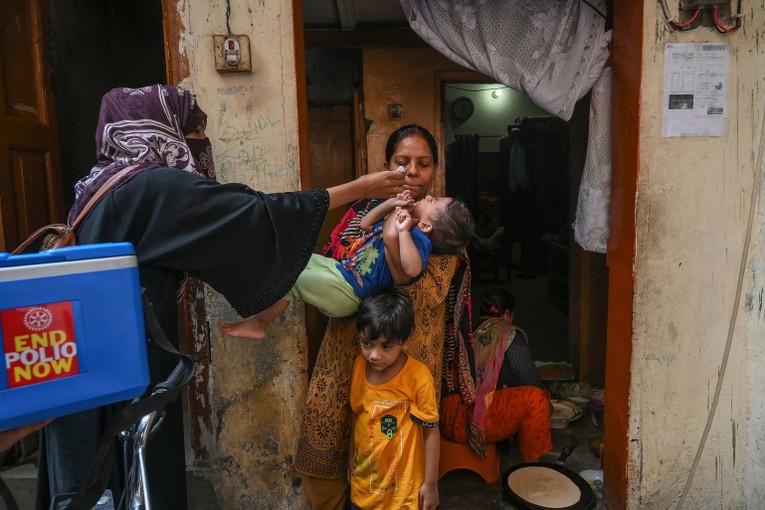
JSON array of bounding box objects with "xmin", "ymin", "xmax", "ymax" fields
[{"xmin": 219, "ymin": 190, "xmax": 474, "ymax": 339}]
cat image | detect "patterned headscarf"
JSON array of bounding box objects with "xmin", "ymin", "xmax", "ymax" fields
[{"xmin": 69, "ymin": 84, "xmax": 209, "ymax": 223}]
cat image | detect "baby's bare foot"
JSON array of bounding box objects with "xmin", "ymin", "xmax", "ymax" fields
[{"xmin": 219, "ymin": 321, "xmax": 266, "ymax": 340}]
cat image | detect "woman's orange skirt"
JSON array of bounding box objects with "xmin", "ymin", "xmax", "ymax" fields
[{"xmin": 440, "ymin": 386, "xmax": 552, "ymax": 461}]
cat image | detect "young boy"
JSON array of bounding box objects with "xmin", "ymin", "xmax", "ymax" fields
[
  {"xmin": 349, "ymin": 288, "xmax": 440, "ymax": 510},
  {"xmin": 219, "ymin": 190, "xmax": 474, "ymax": 339}
]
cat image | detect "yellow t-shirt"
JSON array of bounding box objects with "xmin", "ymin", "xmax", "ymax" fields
[{"xmin": 349, "ymin": 355, "xmax": 439, "ymax": 509}]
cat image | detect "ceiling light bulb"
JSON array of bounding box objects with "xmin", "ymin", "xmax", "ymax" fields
[{"xmin": 492, "ymin": 89, "xmax": 502, "ymax": 98}]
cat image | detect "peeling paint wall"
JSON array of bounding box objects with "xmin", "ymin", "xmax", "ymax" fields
[
  {"xmin": 171, "ymin": 0, "xmax": 307, "ymax": 507},
  {"xmin": 630, "ymin": 3, "xmax": 765, "ymax": 508}
]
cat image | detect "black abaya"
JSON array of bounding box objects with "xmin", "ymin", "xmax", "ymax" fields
[{"xmin": 37, "ymin": 167, "xmax": 329, "ymax": 510}]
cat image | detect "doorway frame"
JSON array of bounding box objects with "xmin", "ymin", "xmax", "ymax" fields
[
  {"xmin": 432, "ymin": 9, "xmax": 643, "ymax": 510},
  {"xmin": 433, "ymin": 13, "xmax": 640, "ymax": 510},
  {"xmin": 602, "ymin": 1, "xmax": 641, "ymax": 509},
  {"xmin": 433, "ymin": 70, "xmax": 490, "ymax": 197}
]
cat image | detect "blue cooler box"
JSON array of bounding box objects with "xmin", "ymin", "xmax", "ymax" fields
[{"xmin": 0, "ymin": 243, "xmax": 149, "ymax": 430}]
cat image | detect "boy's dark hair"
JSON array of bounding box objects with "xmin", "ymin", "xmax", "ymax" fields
[
  {"xmin": 356, "ymin": 288, "xmax": 414, "ymax": 344},
  {"xmin": 428, "ymin": 199, "xmax": 475, "ymax": 255},
  {"xmin": 480, "ymin": 288, "xmax": 515, "ymax": 317},
  {"xmin": 385, "ymin": 124, "xmax": 439, "ymax": 166}
]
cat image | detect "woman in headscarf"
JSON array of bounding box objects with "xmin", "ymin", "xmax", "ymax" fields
[
  {"xmin": 294, "ymin": 124, "xmax": 475, "ymax": 509},
  {"xmin": 440, "ymin": 288, "xmax": 552, "ymax": 461},
  {"xmin": 35, "ymin": 84, "xmax": 405, "ymax": 510}
]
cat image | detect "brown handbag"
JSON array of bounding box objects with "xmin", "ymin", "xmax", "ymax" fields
[{"xmin": 11, "ymin": 165, "xmax": 139, "ymax": 255}]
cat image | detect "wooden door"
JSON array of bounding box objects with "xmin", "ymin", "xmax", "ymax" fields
[
  {"xmin": 0, "ymin": 0, "xmax": 63, "ymax": 252},
  {"xmin": 304, "ymin": 102, "xmax": 357, "ymax": 371}
]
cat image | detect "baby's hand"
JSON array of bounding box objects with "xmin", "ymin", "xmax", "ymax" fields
[
  {"xmin": 391, "ymin": 189, "xmax": 415, "ymax": 209},
  {"xmin": 394, "ymin": 207, "xmax": 415, "ymax": 233}
]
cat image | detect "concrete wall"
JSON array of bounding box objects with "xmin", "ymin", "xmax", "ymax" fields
[
  {"xmin": 172, "ymin": 1, "xmax": 306, "ymax": 507},
  {"xmin": 630, "ymin": 2, "xmax": 765, "ymax": 508}
]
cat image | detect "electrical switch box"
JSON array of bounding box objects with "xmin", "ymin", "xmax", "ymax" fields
[
  {"xmin": 213, "ymin": 35, "xmax": 252, "ymax": 73},
  {"xmin": 224, "ymin": 37, "xmax": 241, "ymax": 66}
]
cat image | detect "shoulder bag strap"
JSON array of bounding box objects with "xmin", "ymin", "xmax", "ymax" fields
[
  {"xmin": 10, "ymin": 165, "xmax": 141, "ymax": 255},
  {"xmin": 69, "ymin": 164, "xmax": 141, "ymax": 230},
  {"xmin": 11, "ymin": 224, "xmax": 70, "ymax": 255}
]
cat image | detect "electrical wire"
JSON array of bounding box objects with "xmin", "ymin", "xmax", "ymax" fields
[
  {"xmin": 670, "ymin": 6, "xmax": 701, "ymax": 30},
  {"xmin": 446, "ymin": 84, "xmax": 507, "ymax": 93},
  {"xmin": 676, "ymin": 91, "xmax": 765, "ymax": 510},
  {"xmin": 580, "ymin": 0, "xmax": 607, "ymax": 20},
  {"xmin": 660, "ymin": 0, "xmax": 742, "ymax": 33},
  {"xmin": 658, "ymin": 0, "xmax": 674, "ymax": 22},
  {"xmin": 225, "ymin": 0, "xmax": 232, "ymax": 35},
  {"xmin": 713, "ymin": 6, "xmax": 740, "ymax": 33}
]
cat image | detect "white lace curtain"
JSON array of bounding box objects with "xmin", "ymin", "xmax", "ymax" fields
[
  {"xmin": 399, "ymin": 0, "xmax": 612, "ymax": 121},
  {"xmin": 400, "ymin": 0, "xmax": 613, "ymax": 251},
  {"xmin": 573, "ymin": 67, "xmax": 612, "ymax": 253}
]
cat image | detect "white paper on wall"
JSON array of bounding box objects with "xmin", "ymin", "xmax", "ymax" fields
[{"xmin": 662, "ymin": 43, "xmax": 730, "ymax": 138}]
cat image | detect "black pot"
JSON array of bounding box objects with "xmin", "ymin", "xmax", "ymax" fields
[{"xmin": 501, "ymin": 437, "xmax": 594, "ymax": 510}]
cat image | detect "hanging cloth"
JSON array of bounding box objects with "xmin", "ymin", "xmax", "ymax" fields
[
  {"xmin": 507, "ymin": 136, "xmax": 529, "ymax": 192},
  {"xmin": 399, "ymin": 0, "xmax": 612, "ymax": 121},
  {"xmin": 573, "ymin": 67, "xmax": 612, "ymax": 253}
]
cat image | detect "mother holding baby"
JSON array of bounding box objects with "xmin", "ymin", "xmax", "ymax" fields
[{"xmin": 294, "ymin": 124, "xmax": 476, "ymax": 508}]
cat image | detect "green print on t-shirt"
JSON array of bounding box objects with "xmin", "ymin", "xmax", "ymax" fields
[
  {"xmin": 380, "ymin": 414, "xmax": 398, "ymax": 439},
  {"xmin": 353, "ymin": 243, "xmax": 379, "ymax": 277}
]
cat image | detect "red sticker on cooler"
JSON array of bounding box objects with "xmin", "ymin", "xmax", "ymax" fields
[{"xmin": 2, "ymin": 302, "xmax": 79, "ymax": 388}]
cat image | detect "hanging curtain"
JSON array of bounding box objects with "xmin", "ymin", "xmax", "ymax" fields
[
  {"xmin": 399, "ymin": 0, "xmax": 611, "ymax": 121},
  {"xmin": 573, "ymin": 67, "xmax": 612, "ymax": 253}
]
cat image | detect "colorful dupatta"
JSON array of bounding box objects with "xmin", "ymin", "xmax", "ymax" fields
[{"xmin": 467, "ymin": 317, "xmax": 523, "ymax": 457}]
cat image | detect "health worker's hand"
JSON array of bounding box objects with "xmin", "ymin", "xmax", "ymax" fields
[{"xmin": 327, "ymin": 169, "xmax": 405, "ymax": 210}]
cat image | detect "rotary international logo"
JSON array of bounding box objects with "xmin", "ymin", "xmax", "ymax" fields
[{"xmin": 23, "ymin": 307, "xmax": 54, "ymax": 331}]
